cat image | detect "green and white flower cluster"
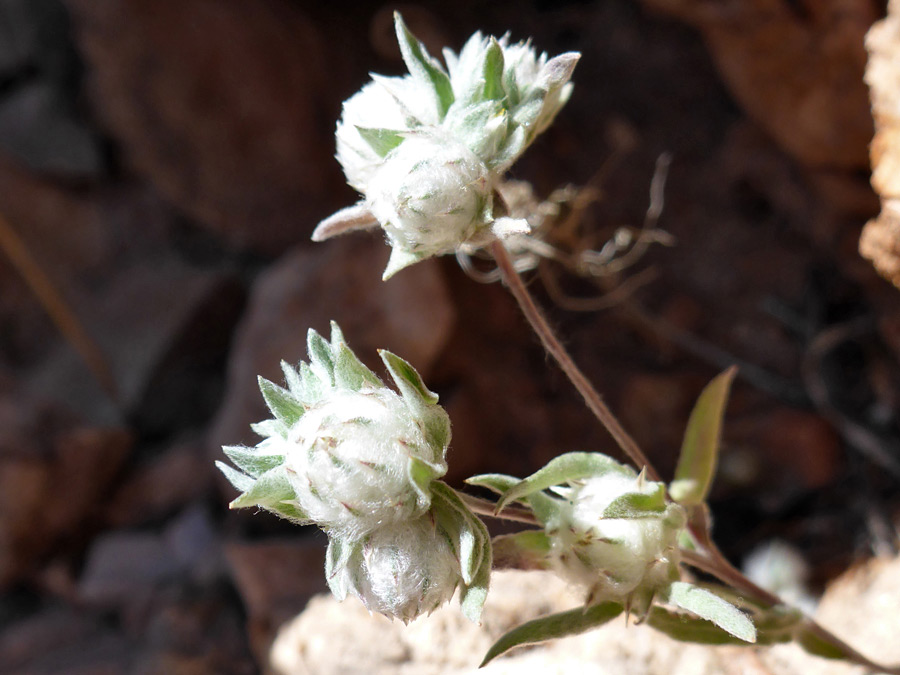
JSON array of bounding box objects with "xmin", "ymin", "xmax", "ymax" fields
[
  {"xmin": 217, "ymin": 323, "xmax": 490, "ymax": 623},
  {"xmin": 313, "ymin": 13, "xmax": 580, "ymax": 278},
  {"xmin": 471, "ymin": 453, "xmax": 685, "ymax": 614}
]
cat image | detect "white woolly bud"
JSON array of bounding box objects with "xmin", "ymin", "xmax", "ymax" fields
[
  {"xmin": 333, "ymin": 517, "xmax": 460, "ymax": 623},
  {"xmin": 335, "ymin": 76, "xmax": 436, "ymax": 192},
  {"xmin": 366, "ymin": 132, "xmax": 492, "ymax": 265},
  {"xmin": 547, "ymin": 472, "xmax": 684, "ymax": 604},
  {"xmin": 280, "ymin": 388, "xmax": 448, "ymax": 538}
]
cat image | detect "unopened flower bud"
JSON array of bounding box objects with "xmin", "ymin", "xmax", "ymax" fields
[
  {"xmin": 366, "ymin": 132, "xmax": 493, "ymax": 277},
  {"xmin": 328, "ymin": 516, "xmax": 461, "ymax": 623},
  {"xmin": 547, "ymin": 469, "xmax": 685, "ymax": 605}
]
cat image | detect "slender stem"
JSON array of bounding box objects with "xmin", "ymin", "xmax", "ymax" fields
[
  {"xmin": 458, "ymin": 491, "xmax": 539, "ymax": 526},
  {"xmin": 491, "ymin": 240, "xmax": 660, "ymax": 481},
  {"xmin": 0, "ymin": 212, "xmax": 118, "ymax": 400}
]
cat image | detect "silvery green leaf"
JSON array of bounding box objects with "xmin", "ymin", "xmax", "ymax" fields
[
  {"xmin": 492, "ymin": 530, "xmax": 552, "ymax": 570},
  {"xmin": 480, "ymin": 602, "xmax": 623, "ymax": 666},
  {"xmin": 223, "ymin": 444, "xmax": 285, "ymax": 478},
  {"xmin": 258, "ymin": 376, "xmax": 306, "ymax": 427},
  {"xmin": 394, "ymin": 12, "xmax": 454, "ymax": 119},
  {"xmin": 466, "ymin": 473, "xmax": 560, "ymax": 525},
  {"xmin": 379, "ymin": 349, "xmax": 439, "ymax": 406},
  {"xmin": 382, "ymin": 245, "xmax": 425, "ymax": 280},
  {"xmin": 306, "ymin": 329, "xmax": 336, "ymax": 386},
  {"xmin": 355, "ymin": 126, "xmax": 406, "ymax": 158},
  {"xmin": 250, "ymin": 418, "xmax": 287, "ymax": 439},
  {"xmin": 671, "ymin": 366, "xmax": 737, "ymax": 506},
  {"xmin": 325, "ymin": 537, "xmax": 354, "ymax": 602},
  {"xmin": 663, "ymin": 582, "xmax": 756, "ymax": 643},
  {"xmin": 496, "ymin": 452, "xmax": 634, "ymax": 513},
  {"xmin": 646, "ymin": 605, "xmax": 752, "ymax": 645},
  {"xmin": 215, "ymin": 460, "xmax": 255, "ymax": 493}
]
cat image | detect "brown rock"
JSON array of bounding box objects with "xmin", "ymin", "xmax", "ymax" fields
[
  {"xmin": 0, "ymin": 396, "xmax": 131, "ymax": 587},
  {"xmin": 65, "ymin": 0, "xmax": 340, "ymax": 252},
  {"xmin": 641, "ymin": 0, "xmax": 875, "ymax": 169},
  {"xmin": 861, "ymin": 0, "xmax": 900, "ymax": 289}
]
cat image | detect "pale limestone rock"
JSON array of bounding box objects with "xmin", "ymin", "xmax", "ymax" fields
[{"xmin": 270, "ymin": 556, "xmax": 900, "ymax": 675}]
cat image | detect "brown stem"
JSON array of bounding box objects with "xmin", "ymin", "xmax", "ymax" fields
[
  {"xmin": 0, "ymin": 212, "xmax": 118, "ymax": 400},
  {"xmin": 490, "ymin": 240, "xmax": 660, "ymax": 481},
  {"xmin": 457, "ymin": 491, "xmax": 539, "ymax": 526}
]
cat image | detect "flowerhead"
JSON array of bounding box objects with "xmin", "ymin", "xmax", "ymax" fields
[
  {"xmin": 546, "ymin": 466, "xmax": 685, "ymax": 606},
  {"xmin": 216, "ymin": 322, "xmax": 451, "ymax": 540},
  {"xmin": 326, "ymin": 516, "xmax": 461, "ymax": 623},
  {"xmin": 314, "ymin": 13, "xmax": 579, "ymax": 277}
]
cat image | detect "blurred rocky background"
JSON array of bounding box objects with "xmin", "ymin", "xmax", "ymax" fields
[{"xmin": 0, "ymin": 0, "xmax": 898, "ymax": 672}]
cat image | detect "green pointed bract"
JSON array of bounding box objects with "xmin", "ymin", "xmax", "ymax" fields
[
  {"xmin": 662, "ymin": 582, "xmax": 756, "ymax": 644},
  {"xmin": 482, "ymin": 37, "xmax": 505, "ymax": 101},
  {"xmin": 394, "ymin": 12, "xmax": 454, "ymax": 120},
  {"xmin": 407, "ymin": 455, "xmax": 448, "ymax": 505},
  {"xmin": 379, "ymin": 349, "xmax": 440, "ymax": 406},
  {"xmin": 215, "ymin": 460, "xmax": 255, "ymax": 493},
  {"xmin": 325, "ymin": 537, "xmax": 354, "ymax": 602},
  {"xmin": 250, "ymin": 418, "xmax": 287, "ymax": 440},
  {"xmin": 333, "ymin": 342, "xmax": 381, "ymax": 391},
  {"xmin": 496, "ymin": 452, "xmax": 634, "ymax": 513},
  {"xmin": 223, "ymin": 444, "xmax": 285, "ymax": 478},
  {"xmin": 280, "ymin": 360, "xmax": 303, "ymax": 396},
  {"xmin": 382, "ymin": 246, "xmax": 425, "ymax": 280},
  {"xmin": 258, "ymin": 376, "xmax": 306, "ymax": 427},
  {"xmin": 481, "ymin": 601, "xmax": 623, "ymax": 666},
  {"xmin": 602, "ymin": 481, "xmax": 667, "ymax": 519},
  {"xmin": 431, "ymin": 482, "xmax": 492, "ymax": 623},
  {"xmin": 355, "ymin": 126, "xmax": 406, "ymax": 158},
  {"xmin": 228, "ymin": 465, "xmax": 310, "ymax": 524},
  {"xmin": 306, "ymin": 329, "xmax": 336, "ymax": 386},
  {"xmin": 297, "ymin": 361, "xmax": 324, "ymax": 403}
]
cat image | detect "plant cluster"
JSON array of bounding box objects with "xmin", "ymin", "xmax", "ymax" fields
[{"xmin": 219, "ymin": 13, "xmax": 898, "ymax": 672}]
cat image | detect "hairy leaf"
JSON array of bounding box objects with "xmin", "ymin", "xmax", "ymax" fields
[
  {"xmin": 671, "ymin": 367, "xmax": 737, "ymax": 505},
  {"xmin": 481, "ymin": 602, "xmax": 623, "ymax": 666}
]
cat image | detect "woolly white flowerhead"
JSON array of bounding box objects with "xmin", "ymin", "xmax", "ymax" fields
[
  {"xmin": 216, "ymin": 322, "xmax": 451, "ymax": 539},
  {"xmin": 546, "ymin": 467, "xmax": 685, "ymax": 605},
  {"xmin": 366, "ymin": 132, "xmax": 494, "ymax": 277},
  {"xmin": 327, "ymin": 516, "xmax": 461, "ymax": 623},
  {"xmin": 313, "ymin": 13, "xmax": 578, "ymax": 277},
  {"xmin": 280, "ymin": 387, "xmax": 442, "ymax": 538}
]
